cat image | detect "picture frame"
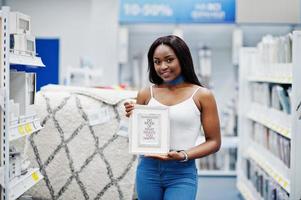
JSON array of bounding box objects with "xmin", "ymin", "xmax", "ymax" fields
[{"xmin": 129, "ymin": 105, "xmax": 170, "ymax": 154}]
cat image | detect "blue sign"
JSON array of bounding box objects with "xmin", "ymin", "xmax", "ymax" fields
[{"xmin": 119, "ymin": 0, "xmax": 235, "ymax": 24}]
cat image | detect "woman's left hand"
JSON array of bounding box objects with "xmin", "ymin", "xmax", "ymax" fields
[{"xmin": 144, "ymin": 151, "xmax": 184, "ymax": 161}]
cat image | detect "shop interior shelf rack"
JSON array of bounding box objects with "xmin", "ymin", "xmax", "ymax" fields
[
  {"xmin": 196, "ymin": 135, "xmax": 238, "ymax": 176},
  {"xmin": 0, "ymin": 6, "xmax": 44, "ymax": 200},
  {"xmin": 237, "ymin": 31, "xmax": 301, "ymax": 200}
]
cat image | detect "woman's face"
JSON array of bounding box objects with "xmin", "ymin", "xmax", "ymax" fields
[{"xmin": 153, "ymin": 44, "xmax": 181, "ymax": 82}]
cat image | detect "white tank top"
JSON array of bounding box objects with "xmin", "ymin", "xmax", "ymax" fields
[{"xmin": 148, "ymin": 86, "xmax": 201, "ymax": 150}]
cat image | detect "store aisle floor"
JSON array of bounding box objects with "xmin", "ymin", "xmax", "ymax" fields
[{"xmin": 196, "ymin": 176, "xmax": 243, "ymax": 200}]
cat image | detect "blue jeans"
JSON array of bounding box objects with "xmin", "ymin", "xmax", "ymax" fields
[{"xmin": 136, "ymin": 156, "xmax": 198, "ymax": 200}]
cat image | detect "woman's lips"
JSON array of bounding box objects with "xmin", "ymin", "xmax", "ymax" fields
[{"xmin": 161, "ymin": 71, "xmax": 171, "ymax": 77}]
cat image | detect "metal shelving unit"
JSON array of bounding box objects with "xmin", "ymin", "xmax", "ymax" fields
[
  {"xmin": 9, "ymin": 116, "xmax": 43, "ymax": 142},
  {"xmin": 198, "ymin": 170, "xmax": 237, "ymax": 177},
  {"xmin": 237, "ymin": 31, "xmax": 301, "ymax": 200},
  {"xmin": 247, "ymin": 63, "xmax": 293, "ymax": 84},
  {"xmin": 9, "ymin": 53, "xmax": 45, "ymax": 67},
  {"xmin": 0, "ymin": 7, "xmax": 44, "ymax": 200},
  {"xmin": 197, "ymin": 136, "xmax": 238, "ymax": 176},
  {"xmin": 237, "ymin": 174, "xmax": 263, "ymax": 200},
  {"xmin": 247, "ymin": 102, "xmax": 291, "ymax": 139}
]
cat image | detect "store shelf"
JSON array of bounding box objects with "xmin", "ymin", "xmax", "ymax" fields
[
  {"xmin": 221, "ymin": 136, "xmax": 239, "ymax": 148},
  {"xmin": 237, "ymin": 182, "xmax": 257, "ymax": 200},
  {"xmin": 196, "ymin": 136, "xmax": 237, "ymax": 177},
  {"xmin": 1, "ymin": 7, "xmax": 46, "ymax": 200},
  {"xmin": 198, "ymin": 170, "xmax": 236, "ymax": 176},
  {"xmin": 237, "ymin": 174, "xmax": 263, "ymax": 200},
  {"xmin": 10, "ymin": 117, "xmax": 43, "ymax": 142},
  {"xmin": 9, "ymin": 168, "xmax": 43, "ymax": 200},
  {"xmin": 0, "ymin": 167, "xmax": 43, "ymax": 200},
  {"xmin": 238, "ymin": 32, "xmax": 301, "ymax": 200},
  {"xmin": 9, "ymin": 53, "xmax": 45, "ymax": 67},
  {"xmin": 197, "ymin": 136, "xmax": 238, "ymax": 148},
  {"xmin": 0, "ymin": 167, "xmax": 3, "ymax": 186},
  {"xmin": 250, "ymin": 141, "xmax": 290, "ymax": 179},
  {"xmin": 248, "ymin": 63, "xmax": 292, "ymax": 84},
  {"xmin": 247, "ymin": 147, "xmax": 290, "ymax": 193},
  {"xmin": 248, "ymin": 76, "xmax": 292, "ymax": 84},
  {"xmin": 0, "ymin": 88, "xmax": 4, "ymax": 109},
  {"xmin": 247, "ymin": 102, "xmax": 291, "ymax": 139}
]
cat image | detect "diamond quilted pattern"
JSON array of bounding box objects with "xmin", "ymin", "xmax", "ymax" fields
[
  {"xmin": 78, "ymin": 154, "xmax": 111, "ymax": 199},
  {"xmin": 25, "ymin": 92, "xmax": 137, "ymax": 200},
  {"xmin": 57, "ymin": 179, "xmax": 85, "ymax": 200},
  {"xmin": 67, "ymin": 126, "xmax": 96, "ymax": 172},
  {"xmin": 33, "ymin": 119, "xmax": 61, "ymax": 164},
  {"xmin": 45, "ymin": 148, "xmax": 73, "ymax": 195},
  {"xmin": 103, "ymin": 136, "xmax": 134, "ymax": 178},
  {"xmin": 55, "ymin": 96, "xmax": 86, "ymax": 140}
]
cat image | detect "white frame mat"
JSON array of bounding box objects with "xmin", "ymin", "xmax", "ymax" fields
[{"xmin": 129, "ymin": 105, "xmax": 170, "ymax": 154}]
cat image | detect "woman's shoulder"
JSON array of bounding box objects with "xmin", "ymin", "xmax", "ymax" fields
[
  {"xmin": 194, "ymin": 86, "xmax": 215, "ymax": 102},
  {"xmin": 136, "ymin": 86, "xmax": 152, "ymax": 104},
  {"xmin": 138, "ymin": 86, "xmax": 152, "ymax": 95}
]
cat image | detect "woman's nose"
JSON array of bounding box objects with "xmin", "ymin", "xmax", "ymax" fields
[{"xmin": 160, "ymin": 62, "xmax": 168, "ymax": 70}]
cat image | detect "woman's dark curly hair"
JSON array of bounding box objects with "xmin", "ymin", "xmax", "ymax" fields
[{"xmin": 147, "ymin": 35, "xmax": 202, "ymax": 86}]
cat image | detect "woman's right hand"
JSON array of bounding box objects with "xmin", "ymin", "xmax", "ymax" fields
[{"xmin": 124, "ymin": 101, "xmax": 135, "ymax": 117}]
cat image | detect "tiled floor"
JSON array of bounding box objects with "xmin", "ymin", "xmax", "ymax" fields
[{"xmin": 196, "ymin": 176, "xmax": 243, "ymax": 200}]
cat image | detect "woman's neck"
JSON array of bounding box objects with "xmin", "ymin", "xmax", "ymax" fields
[{"xmin": 164, "ymin": 75, "xmax": 184, "ymax": 86}]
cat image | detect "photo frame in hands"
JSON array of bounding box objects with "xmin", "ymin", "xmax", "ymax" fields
[{"xmin": 129, "ymin": 105, "xmax": 170, "ymax": 154}]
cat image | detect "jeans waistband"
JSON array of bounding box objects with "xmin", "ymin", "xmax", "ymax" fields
[{"xmin": 138, "ymin": 155, "xmax": 196, "ymax": 171}]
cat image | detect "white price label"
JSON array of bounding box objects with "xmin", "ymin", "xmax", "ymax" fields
[{"xmin": 87, "ymin": 107, "xmax": 113, "ymax": 126}]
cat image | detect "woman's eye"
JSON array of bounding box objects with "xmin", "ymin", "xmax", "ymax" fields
[
  {"xmin": 154, "ymin": 60, "xmax": 160, "ymax": 65},
  {"xmin": 166, "ymin": 58, "xmax": 173, "ymax": 63}
]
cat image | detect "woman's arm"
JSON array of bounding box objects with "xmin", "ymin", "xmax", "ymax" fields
[{"xmin": 185, "ymin": 88, "xmax": 221, "ymax": 160}]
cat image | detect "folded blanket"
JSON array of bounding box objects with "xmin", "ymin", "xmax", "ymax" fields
[
  {"xmin": 22, "ymin": 86, "xmax": 137, "ymax": 200},
  {"xmin": 41, "ymin": 84, "xmax": 137, "ymax": 105}
]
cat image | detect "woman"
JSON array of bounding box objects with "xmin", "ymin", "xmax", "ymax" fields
[{"xmin": 124, "ymin": 35, "xmax": 221, "ymax": 200}]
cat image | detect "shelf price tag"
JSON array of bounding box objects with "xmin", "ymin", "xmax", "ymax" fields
[
  {"xmin": 18, "ymin": 125, "xmax": 25, "ymax": 136},
  {"xmin": 283, "ymin": 181, "xmax": 288, "ymax": 188},
  {"xmin": 25, "ymin": 123, "xmax": 33, "ymax": 133},
  {"xmin": 32, "ymin": 172, "xmax": 39, "ymax": 182}
]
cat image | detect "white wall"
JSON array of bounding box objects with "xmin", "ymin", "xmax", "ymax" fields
[
  {"xmin": 237, "ymin": 0, "xmax": 300, "ymax": 24},
  {"xmin": 6, "ymin": 0, "xmax": 119, "ymax": 85}
]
